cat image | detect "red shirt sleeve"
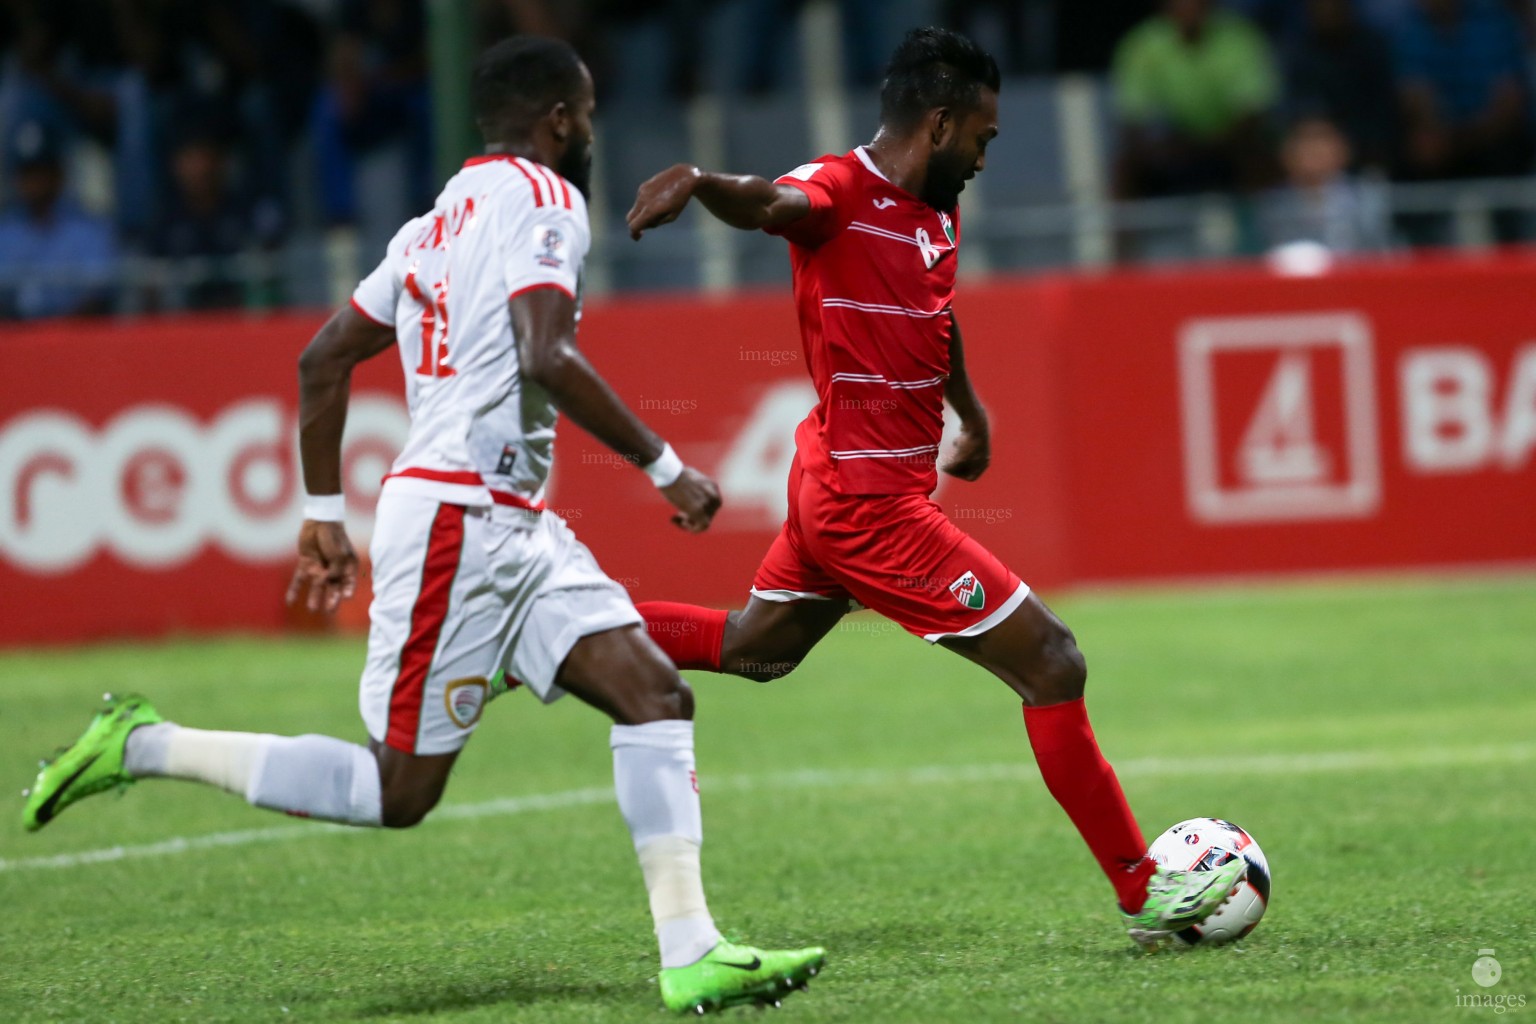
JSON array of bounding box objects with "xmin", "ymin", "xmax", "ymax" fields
[{"xmin": 766, "ymin": 156, "xmax": 856, "ymax": 248}]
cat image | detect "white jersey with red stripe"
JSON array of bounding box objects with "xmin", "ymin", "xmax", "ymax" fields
[{"xmin": 350, "ymin": 153, "xmax": 588, "ymax": 510}]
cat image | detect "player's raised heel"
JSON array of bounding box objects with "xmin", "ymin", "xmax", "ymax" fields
[
  {"xmin": 21, "ymin": 693, "xmax": 162, "ymax": 832},
  {"xmin": 658, "ymin": 940, "xmax": 826, "ymax": 1014},
  {"xmin": 1123, "ymin": 859, "xmax": 1247, "ymax": 949}
]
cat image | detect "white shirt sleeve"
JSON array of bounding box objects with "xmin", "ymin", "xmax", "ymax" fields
[
  {"xmin": 504, "ymin": 191, "xmax": 590, "ymax": 301},
  {"xmin": 350, "ymin": 249, "xmax": 400, "ymax": 326}
]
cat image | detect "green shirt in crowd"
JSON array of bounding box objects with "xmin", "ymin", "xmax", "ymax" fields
[{"xmin": 1113, "ymin": 12, "xmax": 1278, "ymax": 140}]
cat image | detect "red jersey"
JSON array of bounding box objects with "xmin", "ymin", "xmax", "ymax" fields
[{"xmin": 769, "ymin": 147, "xmax": 958, "ymax": 496}]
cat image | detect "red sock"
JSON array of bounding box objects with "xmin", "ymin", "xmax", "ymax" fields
[
  {"xmin": 1023, "ymin": 698, "xmax": 1156, "ymax": 912},
  {"xmin": 635, "ymin": 601, "xmax": 728, "ymax": 671}
]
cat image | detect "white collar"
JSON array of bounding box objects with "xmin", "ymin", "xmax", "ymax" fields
[{"xmin": 854, "ymin": 146, "xmax": 890, "ymax": 182}]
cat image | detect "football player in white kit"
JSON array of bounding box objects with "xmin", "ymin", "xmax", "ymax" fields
[{"xmin": 22, "ymin": 37, "xmax": 825, "ymax": 1015}]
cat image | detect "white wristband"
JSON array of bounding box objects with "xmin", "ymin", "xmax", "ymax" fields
[
  {"xmin": 641, "ymin": 443, "xmax": 684, "ymax": 488},
  {"xmin": 303, "ymin": 493, "xmax": 346, "ymax": 522}
]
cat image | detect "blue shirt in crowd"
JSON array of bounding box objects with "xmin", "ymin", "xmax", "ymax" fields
[
  {"xmin": 1393, "ymin": 0, "xmax": 1531, "ymax": 122},
  {"xmin": 0, "ymin": 199, "xmax": 117, "ymax": 319}
]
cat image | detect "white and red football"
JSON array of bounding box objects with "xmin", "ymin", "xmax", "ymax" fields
[{"xmin": 1147, "ymin": 817, "xmax": 1271, "ymax": 946}]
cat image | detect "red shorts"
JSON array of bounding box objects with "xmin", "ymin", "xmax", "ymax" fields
[{"xmin": 751, "ymin": 456, "xmax": 1028, "ymax": 641}]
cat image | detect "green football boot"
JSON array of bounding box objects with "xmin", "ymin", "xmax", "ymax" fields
[
  {"xmin": 658, "ymin": 940, "xmax": 826, "ymax": 1015},
  {"xmin": 1123, "ymin": 859, "xmax": 1247, "ymax": 949},
  {"xmin": 21, "ymin": 693, "xmax": 162, "ymax": 832}
]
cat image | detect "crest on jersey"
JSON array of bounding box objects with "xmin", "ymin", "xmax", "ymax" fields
[
  {"xmin": 444, "ymin": 677, "xmax": 490, "ymax": 728},
  {"xmin": 533, "ymin": 225, "xmax": 565, "ymax": 268},
  {"xmin": 940, "ymin": 211, "xmax": 955, "ymax": 245},
  {"xmin": 949, "ymin": 571, "xmax": 986, "ymax": 610}
]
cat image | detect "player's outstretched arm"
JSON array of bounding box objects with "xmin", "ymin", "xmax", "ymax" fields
[
  {"xmin": 627, "ymin": 164, "xmax": 810, "ymax": 238},
  {"xmin": 512, "ymin": 284, "xmax": 721, "ymax": 532},
  {"xmin": 941, "ymin": 312, "xmax": 991, "ymax": 482},
  {"xmin": 290, "ymin": 305, "xmax": 397, "ymax": 611}
]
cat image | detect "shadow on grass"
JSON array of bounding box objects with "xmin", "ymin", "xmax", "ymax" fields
[{"xmin": 351, "ymin": 974, "xmax": 633, "ymax": 1018}]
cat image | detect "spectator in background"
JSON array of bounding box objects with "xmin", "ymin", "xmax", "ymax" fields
[
  {"xmin": 145, "ymin": 109, "xmax": 257, "ymax": 311},
  {"xmin": 1261, "ymin": 115, "xmax": 1392, "ymax": 257},
  {"xmin": 0, "ymin": 119, "xmax": 116, "ymax": 319},
  {"xmin": 313, "ymin": 0, "xmax": 433, "ymax": 254},
  {"xmin": 738, "ymin": 0, "xmax": 896, "ymax": 93},
  {"xmin": 1393, "ymin": 0, "xmax": 1534, "ymax": 240},
  {"xmin": 1111, "ymin": 0, "xmax": 1280, "ymax": 199},
  {"xmin": 1283, "ymin": 0, "xmax": 1399, "ymax": 172}
]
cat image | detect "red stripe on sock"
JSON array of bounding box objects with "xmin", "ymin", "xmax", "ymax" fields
[
  {"xmin": 1023, "ymin": 698, "xmax": 1155, "ymax": 912},
  {"xmin": 635, "ymin": 601, "xmax": 727, "ymax": 671},
  {"xmin": 387, "ymin": 504, "xmax": 466, "ymax": 752}
]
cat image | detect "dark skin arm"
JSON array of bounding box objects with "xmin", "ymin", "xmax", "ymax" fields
[
  {"xmin": 941, "ymin": 311, "xmax": 990, "ymax": 481},
  {"xmin": 512, "ymin": 285, "xmax": 721, "ymax": 531},
  {"xmin": 288, "ymin": 305, "xmax": 397, "ymax": 612},
  {"xmin": 627, "ymin": 164, "xmax": 811, "ymax": 237}
]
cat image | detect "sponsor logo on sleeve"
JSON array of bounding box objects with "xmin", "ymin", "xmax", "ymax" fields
[{"xmin": 781, "ymin": 162, "xmax": 824, "ymax": 182}]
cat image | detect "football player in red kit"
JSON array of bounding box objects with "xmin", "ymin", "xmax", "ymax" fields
[{"xmin": 625, "ymin": 27, "xmax": 1243, "ymax": 947}]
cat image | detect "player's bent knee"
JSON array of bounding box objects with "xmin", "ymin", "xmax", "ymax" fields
[
  {"xmin": 736, "ymin": 657, "xmax": 800, "ymax": 683},
  {"xmin": 379, "ymin": 784, "xmax": 443, "ymax": 829},
  {"xmin": 1038, "ymin": 627, "xmax": 1087, "ymax": 702},
  {"xmin": 727, "ymin": 640, "xmax": 808, "ymax": 682},
  {"xmin": 378, "ymin": 772, "xmax": 447, "ymax": 828},
  {"xmin": 605, "ymin": 639, "xmax": 695, "ymax": 724}
]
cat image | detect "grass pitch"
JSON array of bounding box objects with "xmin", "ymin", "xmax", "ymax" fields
[{"xmin": 1, "ymin": 575, "xmax": 1533, "ymax": 1023}]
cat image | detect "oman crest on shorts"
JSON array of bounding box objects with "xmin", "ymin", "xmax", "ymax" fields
[
  {"xmin": 949, "ymin": 571, "xmax": 985, "ymax": 610},
  {"xmin": 444, "ymin": 677, "xmax": 490, "ymax": 728}
]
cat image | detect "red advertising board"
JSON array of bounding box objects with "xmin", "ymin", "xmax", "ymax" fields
[{"xmin": 3, "ymin": 254, "xmax": 1534, "ymax": 645}]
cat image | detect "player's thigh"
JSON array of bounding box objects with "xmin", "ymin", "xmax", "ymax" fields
[
  {"xmin": 940, "ymin": 592, "xmax": 1086, "ymax": 705},
  {"xmin": 360, "ymin": 495, "xmax": 508, "ymax": 759},
  {"xmin": 556, "ymin": 623, "xmax": 690, "ymax": 724},
  {"xmin": 502, "ymin": 514, "xmax": 675, "ymax": 722}
]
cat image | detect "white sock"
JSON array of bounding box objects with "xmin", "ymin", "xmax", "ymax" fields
[
  {"xmin": 125, "ymin": 722, "xmax": 382, "ymax": 827},
  {"xmin": 611, "ymin": 720, "xmax": 722, "ymax": 968}
]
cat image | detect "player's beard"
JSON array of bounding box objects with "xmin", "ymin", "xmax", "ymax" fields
[
  {"xmin": 921, "ymin": 147, "xmax": 968, "ymax": 213},
  {"xmin": 559, "ymin": 134, "xmax": 593, "ymax": 199}
]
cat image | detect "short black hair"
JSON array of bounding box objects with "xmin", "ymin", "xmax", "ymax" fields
[
  {"xmin": 471, "ymin": 36, "xmax": 586, "ymax": 135},
  {"xmin": 879, "ymin": 27, "xmax": 1000, "ymax": 131}
]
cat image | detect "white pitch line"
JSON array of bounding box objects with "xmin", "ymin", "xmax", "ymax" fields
[{"xmin": 2, "ymin": 743, "xmax": 1530, "ymax": 875}]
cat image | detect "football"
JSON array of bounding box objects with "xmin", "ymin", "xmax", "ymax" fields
[{"xmin": 1147, "ymin": 817, "xmax": 1271, "ymax": 946}]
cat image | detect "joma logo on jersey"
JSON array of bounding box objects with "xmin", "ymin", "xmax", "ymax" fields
[
  {"xmin": 949, "ymin": 571, "xmax": 985, "ymax": 610},
  {"xmin": 1178, "ymin": 313, "xmax": 1381, "ymax": 524}
]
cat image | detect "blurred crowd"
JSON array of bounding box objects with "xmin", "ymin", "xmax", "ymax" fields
[{"xmin": 3, "ymin": 0, "xmax": 1536, "ymax": 319}]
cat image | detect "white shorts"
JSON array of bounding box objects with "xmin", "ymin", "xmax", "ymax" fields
[{"xmin": 359, "ymin": 487, "xmax": 641, "ymax": 755}]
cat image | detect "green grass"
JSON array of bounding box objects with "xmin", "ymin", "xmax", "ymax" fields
[{"xmin": 2, "ymin": 575, "xmax": 1534, "ymax": 1023}]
